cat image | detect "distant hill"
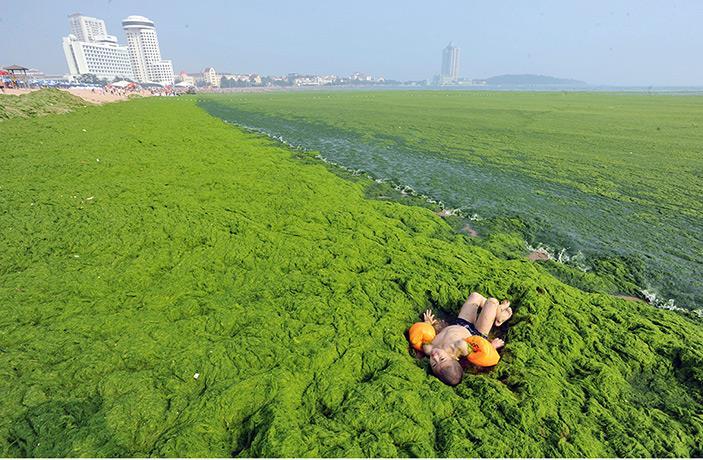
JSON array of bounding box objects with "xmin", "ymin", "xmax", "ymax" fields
[{"xmin": 479, "ymin": 74, "xmax": 587, "ymax": 86}]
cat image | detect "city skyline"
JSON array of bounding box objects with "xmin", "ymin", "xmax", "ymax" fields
[{"xmin": 2, "ymin": 0, "xmax": 703, "ymax": 86}]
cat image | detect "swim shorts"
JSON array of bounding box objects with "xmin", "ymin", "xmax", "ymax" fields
[{"xmin": 454, "ymin": 317, "xmax": 489, "ymax": 340}]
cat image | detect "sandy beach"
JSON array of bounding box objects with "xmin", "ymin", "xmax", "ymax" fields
[{"xmin": 1, "ymin": 87, "xmax": 149, "ymax": 104}]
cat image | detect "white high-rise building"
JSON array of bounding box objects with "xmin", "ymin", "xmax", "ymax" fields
[
  {"xmin": 68, "ymin": 13, "xmax": 107, "ymax": 42},
  {"xmin": 441, "ymin": 42, "xmax": 460, "ymax": 84},
  {"xmin": 62, "ymin": 14, "xmax": 134, "ymax": 81},
  {"xmin": 122, "ymin": 15, "xmax": 174, "ymax": 85}
]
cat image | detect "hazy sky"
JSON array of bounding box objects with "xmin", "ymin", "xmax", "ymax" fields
[{"xmin": 2, "ymin": 0, "xmax": 701, "ymax": 85}]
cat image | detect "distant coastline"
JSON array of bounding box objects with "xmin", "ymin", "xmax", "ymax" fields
[
  {"xmin": 196, "ymin": 84, "xmax": 703, "ymax": 95},
  {"xmin": 475, "ymin": 73, "xmax": 587, "ymax": 86}
]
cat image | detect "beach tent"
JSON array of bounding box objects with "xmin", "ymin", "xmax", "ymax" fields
[
  {"xmin": 4, "ymin": 65, "xmax": 29, "ymax": 86},
  {"xmin": 174, "ymin": 81, "xmax": 194, "ymax": 87},
  {"xmin": 111, "ymin": 80, "xmax": 132, "ymax": 88}
]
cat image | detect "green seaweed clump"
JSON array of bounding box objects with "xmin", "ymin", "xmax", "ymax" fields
[
  {"xmin": 0, "ymin": 97, "xmax": 702, "ymax": 457},
  {"xmin": 0, "ymin": 89, "xmax": 90, "ymax": 120}
]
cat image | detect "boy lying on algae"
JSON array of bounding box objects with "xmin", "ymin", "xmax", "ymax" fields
[{"xmin": 408, "ymin": 292, "xmax": 512, "ymax": 386}]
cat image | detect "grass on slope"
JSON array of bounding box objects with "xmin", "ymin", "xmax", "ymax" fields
[
  {"xmin": 0, "ymin": 88, "xmax": 90, "ymax": 120},
  {"xmin": 1, "ymin": 98, "xmax": 702, "ymax": 457}
]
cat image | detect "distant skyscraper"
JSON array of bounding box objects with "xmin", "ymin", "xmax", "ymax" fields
[
  {"xmin": 441, "ymin": 42, "xmax": 460, "ymax": 84},
  {"xmin": 62, "ymin": 13, "xmax": 134, "ymax": 81},
  {"xmin": 122, "ymin": 15, "xmax": 174, "ymax": 85}
]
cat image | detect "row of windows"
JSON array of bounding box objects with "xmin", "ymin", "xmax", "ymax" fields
[
  {"xmin": 83, "ymin": 46, "xmax": 128, "ymax": 54},
  {"xmin": 86, "ymin": 63, "xmax": 131, "ymax": 68},
  {"xmin": 84, "ymin": 57, "xmax": 131, "ymax": 65},
  {"xmin": 84, "ymin": 52, "xmax": 130, "ymax": 60},
  {"xmin": 84, "ymin": 59, "xmax": 131, "ymax": 66},
  {"xmin": 85, "ymin": 63, "xmax": 132, "ymax": 69},
  {"xmin": 85, "ymin": 57, "xmax": 130, "ymax": 63},
  {"xmin": 88, "ymin": 68, "xmax": 132, "ymax": 74},
  {"xmin": 86, "ymin": 62, "xmax": 132, "ymax": 73},
  {"xmin": 86, "ymin": 69, "xmax": 132, "ymax": 75},
  {"xmin": 83, "ymin": 50, "xmax": 129, "ymax": 57}
]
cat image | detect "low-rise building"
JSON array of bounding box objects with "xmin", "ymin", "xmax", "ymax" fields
[
  {"xmin": 220, "ymin": 73, "xmax": 262, "ymax": 86},
  {"xmin": 202, "ymin": 67, "xmax": 219, "ymax": 87},
  {"xmin": 351, "ymin": 72, "xmax": 373, "ymax": 82},
  {"xmin": 175, "ymin": 71, "xmax": 196, "ymax": 85},
  {"xmin": 318, "ymin": 75, "xmax": 337, "ymax": 85},
  {"xmin": 289, "ymin": 74, "xmax": 322, "ymax": 86}
]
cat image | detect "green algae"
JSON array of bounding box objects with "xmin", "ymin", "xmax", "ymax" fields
[
  {"xmin": 1, "ymin": 97, "xmax": 702, "ymax": 457},
  {"xmin": 0, "ymin": 89, "xmax": 90, "ymax": 120},
  {"xmin": 197, "ymin": 91, "xmax": 703, "ymax": 308}
]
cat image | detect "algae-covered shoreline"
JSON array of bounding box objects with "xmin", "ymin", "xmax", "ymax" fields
[
  {"xmin": 195, "ymin": 91, "xmax": 703, "ymax": 310},
  {"xmin": 1, "ymin": 94, "xmax": 702, "ymax": 456}
]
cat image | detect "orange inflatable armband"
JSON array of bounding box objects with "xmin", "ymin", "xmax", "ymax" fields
[
  {"xmin": 408, "ymin": 322, "xmax": 436, "ymax": 351},
  {"xmin": 466, "ymin": 336, "xmax": 500, "ymax": 367}
]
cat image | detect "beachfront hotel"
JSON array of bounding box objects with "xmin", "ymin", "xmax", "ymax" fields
[
  {"xmin": 122, "ymin": 15, "xmax": 174, "ymax": 85},
  {"xmin": 62, "ymin": 14, "xmax": 134, "ymax": 81},
  {"xmin": 68, "ymin": 13, "xmax": 107, "ymax": 42}
]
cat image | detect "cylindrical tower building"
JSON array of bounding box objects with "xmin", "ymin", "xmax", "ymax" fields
[{"xmin": 122, "ymin": 15, "xmax": 174, "ymax": 84}]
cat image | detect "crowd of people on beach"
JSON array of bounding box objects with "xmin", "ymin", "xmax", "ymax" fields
[
  {"xmin": 1, "ymin": 78, "xmax": 189, "ymax": 99},
  {"xmin": 98, "ymin": 85, "xmax": 181, "ymax": 97}
]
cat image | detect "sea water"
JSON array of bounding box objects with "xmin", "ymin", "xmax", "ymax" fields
[{"xmin": 200, "ymin": 100, "xmax": 703, "ymax": 310}]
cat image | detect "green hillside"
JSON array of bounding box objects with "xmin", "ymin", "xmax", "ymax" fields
[{"xmin": 1, "ymin": 96, "xmax": 701, "ymax": 457}]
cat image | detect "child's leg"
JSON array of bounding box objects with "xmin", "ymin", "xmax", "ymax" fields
[
  {"xmin": 476, "ymin": 299, "xmax": 512, "ymax": 335},
  {"xmin": 458, "ymin": 292, "xmax": 486, "ymax": 323},
  {"xmin": 474, "ymin": 298, "xmax": 500, "ymax": 336}
]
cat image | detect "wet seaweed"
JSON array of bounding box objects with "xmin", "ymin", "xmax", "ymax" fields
[
  {"xmin": 0, "ymin": 97, "xmax": 702, "ymax": 457},
  {"xmin": 197, "ymin": 91, "xmax": 703, "ymax": 308},
  {"xmin": 0, "ymin": 89, "xmax": 90, "ymax": 120}
]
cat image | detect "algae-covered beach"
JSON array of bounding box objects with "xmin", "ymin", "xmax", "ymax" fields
[
  {"xmin": 1, "ymin": 92, "xmax": 702, "ymax": 457},
  {"xmin": 198, "ymin": 91, "xmax": 703, "ymax": 309}
]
